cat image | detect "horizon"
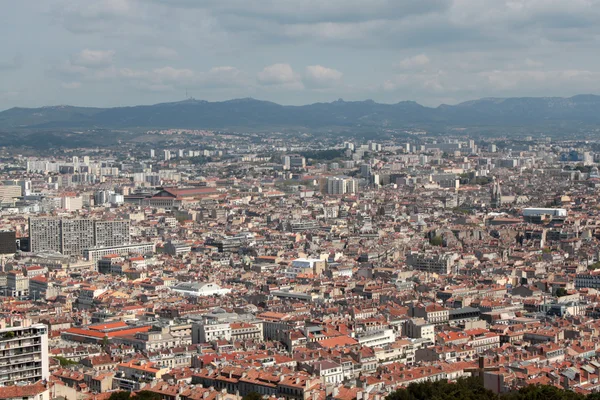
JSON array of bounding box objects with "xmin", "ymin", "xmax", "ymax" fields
[{"xmin": 2, "ymin": 92, "xmax": 599, "ymax": 113}]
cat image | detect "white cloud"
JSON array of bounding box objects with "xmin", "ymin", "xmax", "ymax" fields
[
  {"xmin": 304, "ymin": 65, "xmax": 343, "ymax": 88},
  {"xmin": 258, "ymin": 63, "xmax": 303, "ymax": 89},
  {"xmin": 72, "ymin": 49, "xmax": 115, "ymax": 68},
  {"xmin": 397, "ymin": 54, "xmax": 430, "ymax": 69}
]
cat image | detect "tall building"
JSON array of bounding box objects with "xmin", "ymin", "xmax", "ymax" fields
[
  {"xmin": 0, "ymin": 185, "xmax": 21, "ymax": 203},
  {"xmin": 29, "ymin": 218, "xmax": 131, "ymax": 257},
  {"xmin": 490, "ymin": 179, "xmax": 502, "ymax": 208},
  {"xmin": 163, "ymin": 150, "xmax": 171, "ymax": 161},
  {"xmin": 0, "ymin": 318, "xmax": 49, "ymax": 385},
  {"xmin": 282, "ymin": 155, "xmax": 306, "ymax": 170},
  {"xmin": 94, "ymin": 220, "xmax": 130, "ymax": 248},
  {"xmin": 0, "ymin": 231, "xmax": 16, "ymax": 255},
  {"xmin": 28, "ymin": 218, "xmax": 61, "ymax": 254},
  {"xmin": 150, "ymin": 149, "xmax": 155, "ymax": 158},
  {"xmin": 326, "ymin": 176, "xmax": 357, "ymax": 195},
  {"xmin": 59, "ymin": 219, "xmax": 95, "ymax": 257}
]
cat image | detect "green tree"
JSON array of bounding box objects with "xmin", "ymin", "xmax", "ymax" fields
[
  {"xmin": 386, "ymin": 377, "xmax": 497, "ymax": 400},
  {"xmin": 54, "ymin": 356, "xmax": 79, "ymax": 367},
  {"xmin": 135, "ymin": 391, "xmax": 161, "ymax": 400},
  {"xmin": 502, "ymin": 384, "xmax": 584, "ymax": 400},
  {"xmin": 108, "ymin": 392, "xmax": 131, "ymax": 400},
  {"xmin": 555, "ymin": 288, "xmax": 568, "ymax": 297},
  {"xmin": 243, "ymin": 392, "xmax": 264, "ymax": 400},
  {"xmin": 430, "ymin": 236, "xmax": 443, "ymax": 246}
]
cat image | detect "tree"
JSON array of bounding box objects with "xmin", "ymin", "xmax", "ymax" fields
[
  {"xmin": 555, "ymin": 288, "xmax": 568, "ymax": 297},
  {"xmin": 386, "ymin": 377, "xmax": 498, "ymax": 400},
  {"xmin": 54, "ymin": 356, "xmax": 79, "ymax": 367},
  {"xmin": 108, "ymin": 392, "xmax": 131, "ymax": 400},
  {"xmin": 430, "ymin": 236, "xmax": 443, "ymax": 246},
  {"xmin": 135, "ymin": 391, "xmax": 161, "ymax": 400},
  {"xmin": 243, "ymin": 392, "xmax": 264, "ymax": 400}
]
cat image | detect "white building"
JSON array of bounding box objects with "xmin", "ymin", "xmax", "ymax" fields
[
  {"xmin": 170, "ymin": 282, "xmax": 231, "ymax": 297},
  {"xmin": 0, "ymin": 319, "xmax": 49, "ymax": 385}
]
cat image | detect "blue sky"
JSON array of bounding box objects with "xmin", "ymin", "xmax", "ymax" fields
[{"xmin": 1, "ymin": 0, "xmax": 600, "ymax": 110}]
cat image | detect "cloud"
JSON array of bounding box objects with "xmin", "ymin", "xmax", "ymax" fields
[
  {"xmin": 61, "ymin": 81, "xmax": 82, "ymax": 89},
  {"xmin": 304, "ymin": 65, "xmax": 343, "ymax": 88},
  {"xmin": 0, "ymin": 54, "xmax": 24, "ymax": 71},
  {"xmin": 397, "ymin": 54, "xmax": 430, "ymax": 69},
  {"xmin": 258, "ymin": 63, "xmax": 303, "ymax": 89},
  {"xmin": 72, "ymin": 49, "xmax": 115, "ymax": 68},
  {"xmin": 150, "ymin": 0, "xmax": 452, "ymax": 24}
]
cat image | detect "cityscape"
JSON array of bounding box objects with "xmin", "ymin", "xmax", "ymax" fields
[{"xmin": 3, "ymin": 1, "xmax": 600, "ymax": 400}]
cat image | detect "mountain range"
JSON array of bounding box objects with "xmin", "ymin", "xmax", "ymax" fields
[{"xmin": 2, "ymin": 95, "xmax": 600, "ymax": 132}]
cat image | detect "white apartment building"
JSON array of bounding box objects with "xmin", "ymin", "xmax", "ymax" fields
[{"xmin": 0, "ymin": 320, "xmax": 49, "ymax": 385}]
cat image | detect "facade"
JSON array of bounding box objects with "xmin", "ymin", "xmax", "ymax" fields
[
  {"xmin": 0, "ymin": 321, "xmax": 49, "ymax": 385},
  {"xmin": 171, "ymin": 282, "xmax": 231, "ymax": 297},
  {"xmin": 29, "ymin": 218, "xmax": 131, "ymax": 257},
  {"xmin": 406, "ymin": 252, "xmax": 459, "ymax": 275},
  {"xmin": 84, "ymin": 243, "xmax": 155, "ymax": 264},
  {"xmin": 0, "ymin": 231, "xmax": 16, "ymax": 255},
  {"xmin": 326, "ymin": 176, "xmax": 357, "ymax": 195},
  {"xmin": 94, "ymin": 220, "xmax": 131, "ymax": 248}
]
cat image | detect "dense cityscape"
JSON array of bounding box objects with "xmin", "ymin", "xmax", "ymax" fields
[
  {"xmin": 4, "ymin": 0, "xmax": 600, "ymax": 399},
  {"xmin": 0, "ymin": 135, "xmax": 600, "ymax": 399}
]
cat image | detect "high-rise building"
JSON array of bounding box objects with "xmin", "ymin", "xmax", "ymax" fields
[
  {"xmin": 94, "ymin": 220, "xmax": 130, "ymax": 248},
  {"xmin": 326, "ymin": 176, "xmax": 357, "ymax": 195},
  {"xmin": 163, "ymin": 150, "xmax": 171, "ymax": 161},
  {"xmin": 29, "ymin": 218, "xmax": 61, "ymax": 254},
  {"xmin": 0, "ymin": 231, "xmax": 16, "ymax": 255},
  {"xmin": 150, "ymin": 149, "xmax": 155, "ymax": 158},
  {"xmin": 0, "ymin": 318, "xmax": 49, "ymax": 385},
  {"xmin": 29, "ymin": 218, "xmax": 131, "ymax": 257},
  {"xmin": 282, "ymin": 155, "xmax": 306, "ymax": 170}
]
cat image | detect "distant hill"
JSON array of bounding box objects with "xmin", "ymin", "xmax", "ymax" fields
[{"xmin": 2, "ymin": 95, "xmax": 600, "ymax": 131}]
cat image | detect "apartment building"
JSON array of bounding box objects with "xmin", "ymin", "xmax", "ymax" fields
[
  {"xmin": 29, "ymin": 218, "xmax": 131, "ymax": 257},
  {"xmin": 0, "ymin": 319, "xmax": 49, "ymax": 385}
]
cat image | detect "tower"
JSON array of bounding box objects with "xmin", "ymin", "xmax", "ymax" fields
[{"xmin": 490, "ymin": 179, "xmax": 502, "ymax": 208}]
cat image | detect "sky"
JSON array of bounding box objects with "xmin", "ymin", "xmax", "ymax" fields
[{"xmin": 1, "ymin": 0, "xmax": 600, "ymax": 110}]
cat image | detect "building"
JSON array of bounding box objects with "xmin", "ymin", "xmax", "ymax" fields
[
  {"xmin": 285, "ymin": 258, "xmax": 326, "ymax": 278},
  {"xmin": 325, "ymin": 176, "xmax": 357, "ymax": 195},
  {"xmin": 0, "ymin": 231, "xmax": 16, "ymax": 255},
  {"xmin": 192, "ymin": 322, "xmax": 232, "ymax": 344},
  {"xmin": 0, "ymin": 319, "xmax": 49, "ymax": 386},
  {"xmin": 94, "ymin": 220, "xmax": 131, "ymax": 248},
  {"xmin": 0, "ymin": 382, "xmax": 49, "ymax": 400},
  {"xmin": 282, "ymin": 155, "xmax": 306, "ymax": 170},
  {"xmin": 83, "ymin": 243, "xmax": 155, "ymax": 264},
  {"xmin": 6, "ymin": 271, "xmax": 29, "ymax": 298},
  {"xmin": 170, "ymin": 282, "xmax": 231, "ymax": 297},
  {"xmin": 29, "ymin": 218, "xmax": 131, "ymax": 257},
  {"xmin": 0, "ymin": 185, "xmax": 21, "ymax": 204},
  {"xmin": 406, "ymin": 252, "xmax": 460, "ymax": 275}
]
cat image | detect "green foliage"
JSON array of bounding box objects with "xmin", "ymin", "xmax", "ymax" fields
[
  {"xmin": 242, "ymin": 392, "xmax": 264, "ymax": 400},
  {"xmin": 555, "ymin": 288, "xmax": 568, "ymax": 297},
  {"xmin": 54, "ymin": 356, "xmax": 79, "ymax": 367},
  {"xmin": 430, "ymin": 236, "xmax": 444, "ymax": 246},
  {"xmin": 387, "ymin": 380, "xmax": 597, "ymax": 400},
  {"xmin": 386, "ymin": 377, "xmax": 497, "ymax": 400},
  {"xmin": 588, "ymin": 261, "xmax": 600, "ymax": 271},
  {"xmin": 502, "ymin": 384, "xmax": 584, "ymax": 400},
  {"xmin": 108, "ymin": 392, "xmax": 132, "ymax": 400},
  {"xmin": 108, "ymin": 391, "xmax": 161, "ymax": 400},
  {"xmin": 136, "ymin": 391, "xmax": 161, "ymax": 400}
]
